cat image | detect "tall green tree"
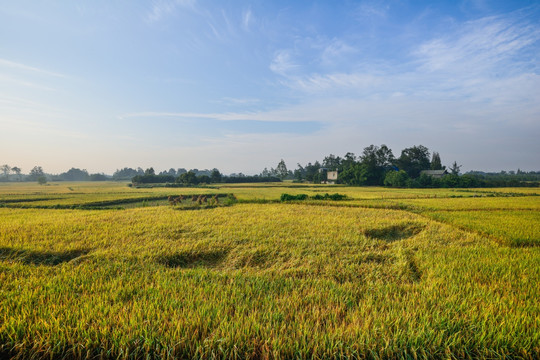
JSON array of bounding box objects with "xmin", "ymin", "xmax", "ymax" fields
[
  {"xmin": 359, "ymin": 144, "xmax": 395, "ymax": 185},
  {"xmin": 29, "ymin": 166, "xmax": 44, "ymax": 181},
  {"xmin": 293, "ymin": 164, "xmax": 304, "ymax": 181},
  {"xmin": 210, "ymin": 169, "xmax": 222, "ymax": 183},
  {"xmin": 322, "ymin": 154, "xmax": 341, "ymax": 170},
  {"xmin": 304, "ymin": 161, "xmax": 321, "ymax": 182},
  {"xmin": 340, "ymin": 152, "xmax": 356, "ymax": 170},
  {"xmin": 339, "ymin": 163, "xmax": 367, "ymax": 185},
  {"xmin": 11, "ymin": 166, "xmax": 22, "ymax": 181},
  {"xmin": 276, "ymin": 159, "xmax": 288, "ymax": 180},
  {"xmin": 431, "ymin": 152, "xmax": 443, "ymax": 170},
  {"xmin": 177, "ymin": 170, "xmax": 198, "ymax": 185},
  {"xmin": 144, "ymin": 167, "xmax": 155, "ymax": 176},
  {"xmin": 396, "ymin": 145, "xmax": 430, "ymax": 178},
  {"xmin": 260, "ymin": 167, "xmax": 270, "ymax": 177}
]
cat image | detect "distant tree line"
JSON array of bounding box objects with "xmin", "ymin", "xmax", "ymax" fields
[
  {"xmin": 49, "ymin": 168, "xmax": 109, "ymax": 182},
  {"xmin": 289, "ymin": 144, "xmax": 540, "ymax": 188},
  {"xmin": 0, "ymin": 164, "xmax": 281, "ymax": 185},
  {"xmin": 0, "ymin": 165, "xmax": 109, "ymax": 184},
  {"xmin": 131, "ymin": 167, "xmax": 281, "ymax": 185},
  {"xmin": 2, "ymin": 153, "xmax": 538, "ymax": 188}
]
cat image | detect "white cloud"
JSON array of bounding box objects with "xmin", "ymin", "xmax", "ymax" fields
[{"xmin": 270, "ymin": 50, "xmax": 299, "ymax": 76}]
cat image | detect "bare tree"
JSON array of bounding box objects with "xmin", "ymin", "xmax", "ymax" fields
[
  {"xmin": 11, "ymin": 166, "xmax": 22, "ymax": 181},
  {"xmin": 449, "ymin": 161, "xmax": 462, "ymax": 175},
  {"xmin": 1, "ymin": 164, "xmax": 11, "ymax": 180}
]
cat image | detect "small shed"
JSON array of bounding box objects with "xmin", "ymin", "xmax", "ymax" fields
[
  {"xmin": 326, "ymin": 171, "xmax": 338, "ymax": 184},
  {"xmin": 420, "ymin": 169, "xmax": 448, "ymax": 179}
]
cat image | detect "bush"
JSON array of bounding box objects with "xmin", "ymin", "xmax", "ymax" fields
[
  {"xmin": 225, "ymin": 194, "xmax": 238, "ymax": 205},
  {"xmin": 280, "ymin": 193, "xmax": 308, "ymax": 201},
  {"xmin": 312, "ymin": 193, "xmax": 347, "ymax": 200}
]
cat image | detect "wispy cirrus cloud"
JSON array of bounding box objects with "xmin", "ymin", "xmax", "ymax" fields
[
  {"xmin": 242, "ymin": 8, "xmax": 253, "ymax": 31},
  {"xmin": 220, "ymin": 97, "xmax": 260, "ymax": 105},
  {"xmin": 0, "ymin": 58, "xmax": 66, "ymax": 78},
  {"xmin": 0, "ymin": 74, "xmax": 56, "ymax": 91},
  {"xmin": 269, "ymin": 7, "xmax": 540, "ymax": 104},
  {"xmin": 0, "ymin": 58, "xmax": 71, "ymax": 94},
  {"xmin": 354, "ymin": 1, "xmax": 390, "ymax": 19},
  {"xmin": 270, "ymin": 50, "xmax": 299, "ymax": 76},
  {"xmin": 319, "ymin": 39, "xmax": 357, "ymax": 65},
  {"xmin": 145, "ymin": 0, "xmax": 196, "ymax": 23},
  {"xmin": 415, "ymin": 10, "xmax": 540, "ymax": 75},
  {"xmin": 285, "ymin": 72, "xmax": 384, "ymax": 94},
  {"xmin": 118, "ymin": 110, "xmax": 312, "ymax": 122}
]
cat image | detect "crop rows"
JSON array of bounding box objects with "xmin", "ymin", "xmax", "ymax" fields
[{"xmin": 0, "ymin": 182, "xmax": 538, "ymax": 358}]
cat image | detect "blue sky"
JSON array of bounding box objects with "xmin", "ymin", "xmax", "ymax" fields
[{"xmin": 1, "ymin": 0, "xmax": 539, "ymax": 174}]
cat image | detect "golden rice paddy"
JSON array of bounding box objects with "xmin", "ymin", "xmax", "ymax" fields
[{"xmin": 0, "ymin": 182, "xmax": 538, "ymax": 359}]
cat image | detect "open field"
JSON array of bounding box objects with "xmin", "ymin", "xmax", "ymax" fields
[{"xmin": 0, "ymin": 182, "xmax": 539, "ymax": 359}]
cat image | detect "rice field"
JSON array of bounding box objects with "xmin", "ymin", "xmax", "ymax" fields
[{"xmin": 0, "ymin": 182, "xmax": 538, "ymax": 359}]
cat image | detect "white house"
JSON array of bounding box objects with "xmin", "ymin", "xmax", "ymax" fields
[
  {"xmin": 326, "ymin": 171, "xmax": 338, "ymax": 184},
  {"xmin": 420, "ymin": 169, "xmax": 448, "ymax": 179}
]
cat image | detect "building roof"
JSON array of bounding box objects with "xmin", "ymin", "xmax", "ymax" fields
[{"xmin": 420, "ymin": 170, "xmax": 448, "ymax": 176}]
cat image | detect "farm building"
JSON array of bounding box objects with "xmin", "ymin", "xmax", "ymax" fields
[
  {"xmin": 420, "ymin": 169, "xmax": 448, "ymax": 178},
  {"xmin": 326, "ymin": 171, "xmax": 338, "ymax": 184},
  {"xmin": 318, "ymin": 168, "xmax": 339, "ymax": 184}
]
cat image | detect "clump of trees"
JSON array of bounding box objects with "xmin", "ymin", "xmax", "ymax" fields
[
  {"xmin": 112, "ymin": 167, "xmax": 144, "ymax": 180},
  {"xmin": 132, "ymin": 167, "xmax": 176, "ymax": 184},
  {"xmin": 48, "ymin": 168, "xmax": 110, "ymax": 182},
  {"xmin": 0, "ymin": 165, "xmax": 111, "ymax": 183},
  {"xmin": 292, "ymin": 145, "xmax": 539, "ymax": 188},
  {"xmin": 0, "ymin": 165, "xmax": 48, "ymax": 184},
  {"xmin": 260, "ymin": 159, "xmax": 294, "ymax": 181},
  {"xmin": 130, "ymin": 168, "xmax": 281, "ymax": 186}
]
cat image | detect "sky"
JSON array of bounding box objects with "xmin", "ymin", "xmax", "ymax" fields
[{"xmin": 1, "ymin": 0, "xmax": 539, "ymax": 175}]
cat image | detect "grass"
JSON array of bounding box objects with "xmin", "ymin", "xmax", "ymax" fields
[{"xmin": 0, "ymin": 182, "xmax": 538, "ymax": 358}]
